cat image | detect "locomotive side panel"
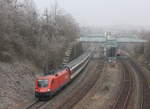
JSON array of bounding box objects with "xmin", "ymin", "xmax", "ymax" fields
[
  {"xmin": 51, "ymin": 76, "xmax": 60, "ymax": 92},
  {"xmin": 57, "ymin": 70, "xmax": 71, "ymax": 88},
  {"xmin": 50, "ymin": 70, "xmax": 71, "ymax": 92}
]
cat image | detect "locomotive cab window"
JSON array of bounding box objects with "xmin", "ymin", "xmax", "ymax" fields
[{"xmin": 38, "ymin": 79, "xmax": 48, "ymax": 88}]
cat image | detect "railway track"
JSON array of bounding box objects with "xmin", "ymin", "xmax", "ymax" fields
[
  {"xmin": 26, "ymin": 56, "xmax": 150, "ymax": 109},
  {"xmin": 128, "ymin": 58, "xmax": 150, "ymax": 109},
  {"xmin": 55, "ymin": 59, "xmax": 104, "ymax": 109},
  {"xmin": 25, "ymin": 59, "xmax": 104, "ymax": 109},
  {"xmin": 24, "ymin": 46, "xmax": 105, "ymax": 109},
  {"xmin": 112, "ymin": 58, "xmax": 134, "ymax": 109},
  {"xmin": 25, "ymin": 101, "xmax": 46, "ymax": 109}
]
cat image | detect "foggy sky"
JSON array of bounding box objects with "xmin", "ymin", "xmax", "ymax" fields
[{"xmin": 34, "ymin": 0, "xmax": 150, "ymax": 26}]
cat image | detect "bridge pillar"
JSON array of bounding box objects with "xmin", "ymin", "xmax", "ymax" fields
[{"xmin": 104, "ymin": 44, "xmax": 118, "ymax": 62}]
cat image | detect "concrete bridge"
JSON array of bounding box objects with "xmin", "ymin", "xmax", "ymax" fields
[
  {"xmin": 79, "ymin": 33, "xmax": 147, "ymax": 60},
  {"xmin": 79, "ymin": 34, "xmax": 146, "ymax": 43}
]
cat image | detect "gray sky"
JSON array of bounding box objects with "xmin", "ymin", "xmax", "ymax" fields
[{"xmin": 34, "ymin": 0, "xmax": 150, "ymax": 26}]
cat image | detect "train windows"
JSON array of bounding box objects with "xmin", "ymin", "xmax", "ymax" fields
[{"xmin": 38, "ymin": 79, "xmax": 48, "ymax": 87}]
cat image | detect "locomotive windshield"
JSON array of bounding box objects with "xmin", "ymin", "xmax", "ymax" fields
[{"xmin": 38, "ymin": 79, "xmax": 48, "ymax": 87}]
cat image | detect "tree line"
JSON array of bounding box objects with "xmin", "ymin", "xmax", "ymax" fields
[{"xmin": 0, "ymin": 0, "xmax": 80, "ymax": 71}]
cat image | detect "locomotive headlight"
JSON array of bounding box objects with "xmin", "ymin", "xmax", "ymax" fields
[{"xmin": 48, "ymin": 89, "xmax": 51, "ymax": 91}]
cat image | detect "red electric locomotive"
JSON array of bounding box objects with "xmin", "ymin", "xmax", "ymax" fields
[
  {"xmin": 35, "ymin": 53, "xmax": 90, "ymax": 100},
  {"xmin": 35, "ymin": 66, "xmax": 71, "ymax": 99}
]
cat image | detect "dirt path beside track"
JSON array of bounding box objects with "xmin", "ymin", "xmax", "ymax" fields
[{"xmin": 73, "ymin": 61, "xmax": 122, "ymax": 109}]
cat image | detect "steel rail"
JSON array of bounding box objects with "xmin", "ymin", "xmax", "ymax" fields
[
  {"xmin": 55, "ymin": 59, "xmax": 104, "ymax": 109},
  {"xmin": 112, "ymin": 59, "xmax": 133, "ymax": 109},
  {"xmin": 24, "ymin": 52, "xmax": 92, "ymax": 109},
  {"xmin": 128, "ymin": 58, "xmax": 150, "ymax": 109}
]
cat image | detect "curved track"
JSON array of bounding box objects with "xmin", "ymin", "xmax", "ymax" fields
[
  {"xmin": 55, "ymin": 59, "xmax": 104, "ymax": 109},
  {"xmin": 111, "ymin": 58, "xmax": 134, "ymax": 109},
  {"xmin": 24, "ymin": 52, "xmax": 90, "ymax": 109},
  {"xmin": 25, "ymin": 55, "xmax": 104, "ymax": 109},
  {"xmin": 25, "ymin": 101, "xmax": 46, "ymax": 109},
  {"xmin": 128, "ymin": 58, "xmax": 150, "ymax": 109}
]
